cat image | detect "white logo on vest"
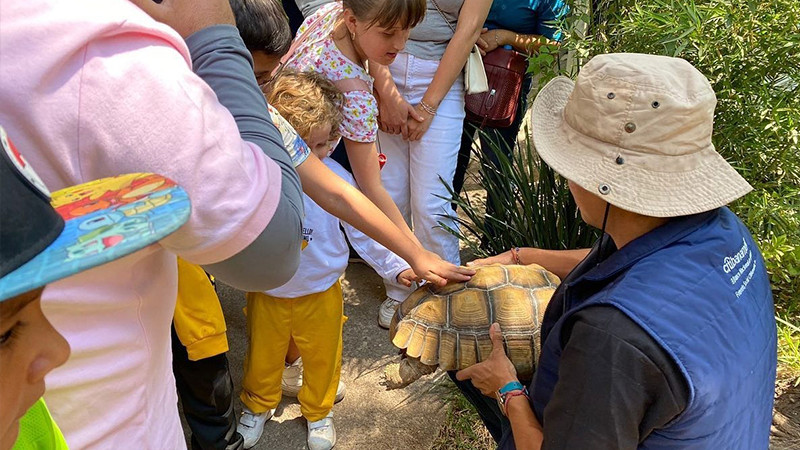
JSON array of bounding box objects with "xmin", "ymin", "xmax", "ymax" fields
[{"xmin": 722, "ymin": 238, "xmax": 757, "ymax": 298}]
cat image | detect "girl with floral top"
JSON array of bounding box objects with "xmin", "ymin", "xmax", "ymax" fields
[
  {"xmin": 283, "ymin": 0, "xmax": 434, "ymax": 277},
  {"xmin": 371, "ymin": 0, "xmax": 493, "ymax": 327}
]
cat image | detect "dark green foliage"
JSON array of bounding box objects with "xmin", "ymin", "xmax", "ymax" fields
[{"xmin": 439, "ymin": 130, "xmax": 599, "ymax": 258}]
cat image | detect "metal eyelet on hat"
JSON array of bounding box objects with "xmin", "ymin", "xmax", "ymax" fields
[
  {"xmin": 615, "ymin": 156, "xmax": 625, "ymax": 165},
  {"xmin": 607, "ymin": 92, "xmax": 615, "ymax": 99},
  {"xmin": 652, "ymin": 101, "xmax": 660, "ymax": 108},
  {"xmin": 598, "ymin": 184, "xmax": 611, "ymax": 195},
  {"xmin": 624, "ymin": 122, "xmax": 636, "ymax": 133}
]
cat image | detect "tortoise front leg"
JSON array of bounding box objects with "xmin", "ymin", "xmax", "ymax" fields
[{"xmin": 384, "ymin": 357, "xmax": 438, "ymax": 389}]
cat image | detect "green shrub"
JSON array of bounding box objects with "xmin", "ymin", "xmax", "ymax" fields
[{"xmin": 567, "ymin": 0, "xmax": 800, "ymax": 310}]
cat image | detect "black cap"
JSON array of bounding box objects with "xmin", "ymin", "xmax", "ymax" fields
[{"xmin": 0, "ymin": 129, "xmax": 64, "ymax": 278}]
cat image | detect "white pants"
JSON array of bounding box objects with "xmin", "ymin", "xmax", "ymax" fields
[{"xmin": 380, "ymin": 52, "xmax": 464, "ymax": 300}]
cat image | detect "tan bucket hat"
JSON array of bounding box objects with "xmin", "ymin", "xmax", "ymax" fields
[{"xmin": 531, "ymin": 53, "xmax": 752, "ymax": 218}]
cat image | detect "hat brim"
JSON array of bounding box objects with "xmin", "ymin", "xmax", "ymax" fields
[
  {"xmin": 531, "ymin": 76, "xmax": 752, "ymax": 218},
  {"xmin": 0, "ymin": 173, "xmax": 190, "ymax": 301}
]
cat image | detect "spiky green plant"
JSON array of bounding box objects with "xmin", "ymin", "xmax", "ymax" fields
[{"xmin": 439, "ymin": 128, "xmax": 599, "ymax": 258}]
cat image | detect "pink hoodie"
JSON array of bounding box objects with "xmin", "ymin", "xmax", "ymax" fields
[{"xmin": 0, "ymin": 0, "xmax": 283, "ymax": 447}]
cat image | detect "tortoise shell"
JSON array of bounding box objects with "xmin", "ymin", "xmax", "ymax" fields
[{"xmin": 389, "ymin": 263, "xmax": 560, "ymax": 381}]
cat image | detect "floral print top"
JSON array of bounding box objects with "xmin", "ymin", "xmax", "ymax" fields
[
  {"xmin": 268, "ymin": 104, "xmax": 311, "ymax": 168},
  {"xmin": 285, "ymin": 2, "xmax": 377, "ymax": 144}
]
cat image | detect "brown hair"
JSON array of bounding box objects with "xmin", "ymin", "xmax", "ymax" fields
[
  {"xmin": 265, "ymin": 70, "xmax": 344, "ymax": 144},
  {"xmin": 343, "ymin": 0, "xmax": 426, "ymax": 30},
  {"xmin": 230, "ymin": 0, "xmax": 292, "ymax": 56}
]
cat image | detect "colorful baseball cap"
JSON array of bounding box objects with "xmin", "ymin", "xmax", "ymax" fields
[{"xmin": 0, "ymin": 126, "xmax": 191, "ymax": 301}]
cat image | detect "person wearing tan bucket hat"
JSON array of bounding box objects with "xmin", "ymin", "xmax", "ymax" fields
[{"xmin": 454, "ymin": 53, "xmax": 776, "ymax": 449}]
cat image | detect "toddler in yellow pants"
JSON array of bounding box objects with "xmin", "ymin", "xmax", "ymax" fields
[{"xmin": 238, "ymin": 70, "xmax": 415, "ymax": 450}]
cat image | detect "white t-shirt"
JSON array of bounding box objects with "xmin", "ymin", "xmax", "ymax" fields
[{"xmin": 267, "ymin": 159, "xmax": 410, "ymax": 298}]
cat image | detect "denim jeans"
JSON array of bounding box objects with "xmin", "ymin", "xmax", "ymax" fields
[{"xmin": 447, "ymin": 371, "xmax": 511, "ymax": 444}]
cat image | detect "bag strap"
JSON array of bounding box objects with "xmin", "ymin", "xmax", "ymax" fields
[
  {"xmin": 272, "ymin": 5, "xmax": 370, "ymax": 94},
  {"xmin": 430, "ymin": 0, "xmax": 456, "ymax": 34},
  {"xmin": 271, "ymin": 11, "xmax": 328, "ymax": 78}
]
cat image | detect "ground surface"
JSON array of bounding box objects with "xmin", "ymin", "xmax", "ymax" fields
[
  {"xmin": 772, "ymin": 379, "xmax": 800, "ymax": 449},
  {"xmin": 186, "ymin": 263, "xmax": 452, "ymax": 450}
]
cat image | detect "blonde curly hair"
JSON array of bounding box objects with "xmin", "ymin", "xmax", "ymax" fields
[{"xmin": 265, "ymin": 69, "xmax": 344, "ymax": 146}]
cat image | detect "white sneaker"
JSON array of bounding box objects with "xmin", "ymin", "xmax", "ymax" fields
[
  {"xmin": 282, "ymin": 357, "xmax": 346, "ymax": 403},
  {"xmin": 281, "ymin": 357, "xmax": 304, "ymax": 397},
  {"xmin": 307, "ymin": 412, "xmax": 336, "ymax": 450},
  {"xmin": 237, "ymin": 406, "xmax": 275, "ymax": 449},
  {"xmin": 378, "ymin": 297, "xmax": 402, "ymax": 329}
]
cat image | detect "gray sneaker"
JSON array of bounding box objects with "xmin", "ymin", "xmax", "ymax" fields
[
  {"xmin": 237, "ymin": 406, "xmax": 275, "ymax": 449},
  {"xmin": 378, "ymin": 297, "xmax": 402, "ymax": 329}
]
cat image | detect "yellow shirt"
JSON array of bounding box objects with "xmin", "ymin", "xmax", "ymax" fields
[{"xmin": 14, "ymin": 399, "xmax": 68, "ymax": 450}]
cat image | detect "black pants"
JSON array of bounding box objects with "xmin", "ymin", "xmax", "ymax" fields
[
  {"xmin": 282, "ymin": 0, "xmax": 305, "ymax": 35},
  {"xmin": 447, "ymin": 371, "xmax": 511, "ymax": 444},
  {"xmin": 172, "ymin": 326, "xmax": 244, "ymax": 450}
]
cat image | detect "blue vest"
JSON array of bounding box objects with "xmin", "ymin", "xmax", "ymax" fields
[{"xmin": 532, "ymin": 208, "xmax": 776, "ymax": 448}]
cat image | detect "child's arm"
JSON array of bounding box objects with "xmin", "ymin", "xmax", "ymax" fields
[
  {"xmin": 296, "ymin": 153, "xmax": 474, "ymax": 285},
  {"xmin": 343, "ymin": 137, "xmax": 419, "ymax": 246},
  {"xmin": 343, "ymin": 215, "xmax": 414, "ymax": 288},
  {"xmin": 332, "ymin": 160, "xmax": 414, "ymax": 284},
  {"xmin": 372, "ymin": 63, "xmax": 423, "ymax": 139}
]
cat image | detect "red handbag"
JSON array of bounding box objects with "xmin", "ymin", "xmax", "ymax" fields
[{"xmin": 465, "ymin": 47, "xmax": 528, "ymax": 128}]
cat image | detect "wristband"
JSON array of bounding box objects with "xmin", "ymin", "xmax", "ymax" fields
[
  {"xmin": 496, "ymin": 386, "xmax": 529, "ymax": 416},
  {"xmin": 497, "ymin": 380, "xmax": 524, "ymax": 395}
]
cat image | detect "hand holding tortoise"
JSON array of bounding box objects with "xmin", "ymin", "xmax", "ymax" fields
[{"xmin": 456, "ymin": 323, "xmax": 519, "ymax": 396}]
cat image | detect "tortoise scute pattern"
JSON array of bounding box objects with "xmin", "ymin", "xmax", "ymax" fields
[{"xmin": 389, "ymin": 264, "xmax": 560, "ymax": 383}]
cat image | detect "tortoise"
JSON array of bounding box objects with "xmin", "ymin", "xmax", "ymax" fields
[{"xmin": 384, "ymin": 263, "xmax": 560, "ymax": 389}]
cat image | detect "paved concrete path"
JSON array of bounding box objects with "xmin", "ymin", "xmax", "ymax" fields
[{"xmin": 206, "ymin": 263, "xmax": 450, "ymax": 450}]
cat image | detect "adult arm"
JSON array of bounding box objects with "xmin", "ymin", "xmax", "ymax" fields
[
  {"xmin": 477, "ymin": 29, "xmax": 552, "ymax": 55},
  {"xmin": 478, "ymin": 0, "xmax": 568, "ymax": 55},
  {"xmin": 469, "ymin": 248, "xmax": 590, "ymax": 280},
  {"xmin": 184, "ymin": 25, "xmax": 304, "ymax": 291},
  {"xmin": 455, "ymin": 323, "xmax": 544, "ymax": 449},
  {"xmin": 406, "ymin": 0, "xmax": 493, "ymax": 140}
]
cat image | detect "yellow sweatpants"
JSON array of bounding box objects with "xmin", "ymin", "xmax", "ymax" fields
[
  {"xmin": 240, "ymin": 281, "xmax": 344, "ymax": 422},
  {"xmin": 173, "ymin": 258, "xmax": 228, "ymax": 360}
]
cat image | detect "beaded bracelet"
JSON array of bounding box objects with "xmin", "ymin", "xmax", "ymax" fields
[
  {"xmin": 419, "ymin": 99, "xmax": 437, "ymax": 116},
  {"xmin": 497, "ymin": 388, "xmax": 530, "ymax": 416},
  {"xmin": 510, "ymin": 246, "xmax": 522, "ymax": 265}
]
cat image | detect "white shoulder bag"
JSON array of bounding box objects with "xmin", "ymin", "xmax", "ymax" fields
[{"xmin": 431, "ymin": 0, "xmax": 489, "ymax": 95}]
